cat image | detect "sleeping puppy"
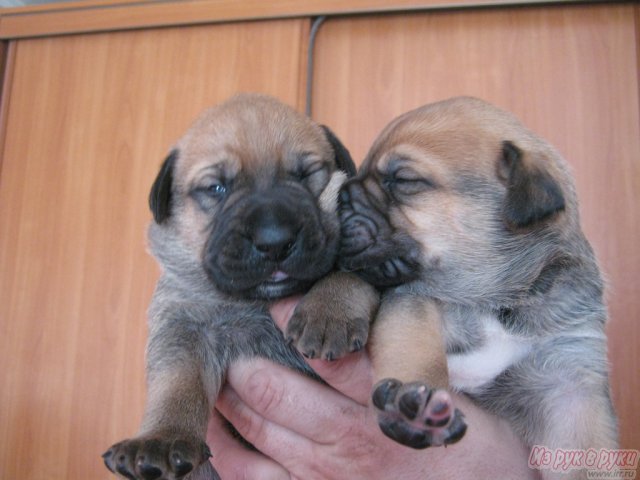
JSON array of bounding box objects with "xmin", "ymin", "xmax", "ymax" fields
[
  {"xmin": 102, "ymin": 94, "xmax": 378, "ymax": 480},
  {"xmin": 339, "ymin": 96, "xmax": 618, "ymax": 478}
]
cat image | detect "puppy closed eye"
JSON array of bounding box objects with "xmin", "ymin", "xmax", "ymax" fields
[
  {"xmin": 383, "ymin": 167, "xmax": 437, "ymax": 196},
  {"xmin": 295, "ymin": 161, "xmax": 324, "ymax": 178},
  {"xmin": 289, "ymin": 159, "xmax": 330, "ymax": 193},
  {"xmin": 290, "ymin": 160, "xmax": 327, "ymax": 180}
]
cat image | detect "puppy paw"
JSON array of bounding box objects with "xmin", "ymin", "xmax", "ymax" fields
[
  {"xmin": 102, "ymin": 434, "xmax": 214, "ymax": 480},
  {"xmin": 372, "ymin": 378, "xmax": 467, "ymax": 449},
  {"xmin": 284, "ymin": 272, "xmax": 377, "ymax": 361},
  {"xmin": 285, "ymin": 299, "xmax": 369, "ymax": 361}
]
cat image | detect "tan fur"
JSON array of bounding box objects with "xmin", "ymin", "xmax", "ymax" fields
[{"xmin": 370, "ymin": 297, "xmax": 448, "ymax": 389}]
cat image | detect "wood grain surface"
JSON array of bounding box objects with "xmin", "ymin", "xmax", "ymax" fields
[
  {"xmin": 0, "ymin": 0, "xmax": 586, "ymax": 40},
  {"xmin": 312, "ymin": 3, "xmax": 640, "ymax": 450},
  {"xmin": 0, "ymin": 19, "xmax": 307, "ymax": 479}
]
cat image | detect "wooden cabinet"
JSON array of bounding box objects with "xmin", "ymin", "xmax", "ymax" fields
[
  {"xmin": 311, "ymin": 3, "xmax": 640, "ymax": 450},
  {"xmin": 0, "ymin": 2, "xmax": 637, "ymax": 478},
  {"xmin": 0, "ymin": 19, "xmax": 308, "ymax": 479}
]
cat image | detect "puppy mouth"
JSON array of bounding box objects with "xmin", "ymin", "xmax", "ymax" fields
[
  {"xmin": 205, "ymin": 259, "xmax": 320, "ymax": 300},
  {"xmin": 340, "ymin": 251, "xmax": 421, "ymax": 287},
  {"xmin": 252, "ymin": 270, "xmax": 313, "ymax": 299},
  {"xmin": 203, "ymin": 184, "xmax": 340, "ymax": 299},
  {"xmin": 267, "ymin": 270, "xmax": 290, "ymax": 283},
  {"xmin": 337, "ymin": 175, "xmax": 427, "ymax": 287},
  {"xmin": 339, "ymin": 199, "xmax": 422, "ymax": 287}
]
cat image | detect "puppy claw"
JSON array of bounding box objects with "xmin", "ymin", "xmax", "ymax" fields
[
  {"xmin": 350, "ymin": 338, "xmax": 364, "ymax": 352},
  {"xmin": 372, "ymin": 378, "xmax": 467, "ymax": 449},
  {"xmin": 324, "ymin": 351, "xmax": 336, "ymax": 362},
  {"xmin": 301, "ymin": 349, "xmax": 316, "ymax": 359},
  {"xmin": 372, "ymin": 378, "xmax": 402, "ymax": 410}
]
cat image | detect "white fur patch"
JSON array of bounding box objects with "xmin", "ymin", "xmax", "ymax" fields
[
  {"xmin": 448, "ymin": 314, "xmax": 532, "ymax": 393},
  {"xmin": 319, "ymin": 171, "xmax": 347, "ymax": 213}
]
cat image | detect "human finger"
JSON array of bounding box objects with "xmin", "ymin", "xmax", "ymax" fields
[
  {"xmin": 221, "ymin": 357, "xmax": 370, "ymax": 445},
  {"xmin": 206, "ymin": 408, "xmax": 291, "ymax": 480}
]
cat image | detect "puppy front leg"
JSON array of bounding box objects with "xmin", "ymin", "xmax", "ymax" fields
[
  {"xmin": 286, "ymin": 271, "xmax": 379, "ymax": 360},
  {"xmin": 369, "ymin": 293, "xmax": 448, "ymax": 386},
  {"xmin": 369, "ymin": 293, "xmax": 467, "ymax": 448},
  {"xmin": 103, "ymin": 329, "xmax": 220, "ymax": 480}
]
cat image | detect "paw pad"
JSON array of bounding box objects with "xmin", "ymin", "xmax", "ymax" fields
[{"xmin": 372, "ymin": 378, "xmax": 467, "ymax": 449}]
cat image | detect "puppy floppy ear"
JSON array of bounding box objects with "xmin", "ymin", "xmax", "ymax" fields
[
  {"xmin": 498, "ymin": 141, "xmax": 565, "ymax": 230},
  {"xmin": 321, "ymin": 125, "xmax": 356, "ymax": 177},
  {"xmin": 149, "ymin": 149, "xmax": 178, "ymax": 224}
]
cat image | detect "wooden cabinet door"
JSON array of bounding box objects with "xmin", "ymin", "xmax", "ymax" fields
[
  {"xmin": 312, "ymin": 3, "xmax": 639, "ymax": 450},
  {"xmin": 0, "ymin": 19, "xmax": 308, "ymax": 479}
]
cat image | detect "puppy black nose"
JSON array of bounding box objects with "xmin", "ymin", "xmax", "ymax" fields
[
  {"xmin": 252, "ymin": 223, "xmax": 297, "ymax": 261},
  {"xmin": 246, "ymin": 198, "xmax": 300, "ymax": 262}
]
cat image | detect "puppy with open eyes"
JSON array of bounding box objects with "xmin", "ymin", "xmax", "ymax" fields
[
  {"xmin": 338, "ymin": 96, "xmax": 618, "ymax": 479},
  {"xmin": 102, "ymin": 94, "xmax": 378, "ymax": 480}
]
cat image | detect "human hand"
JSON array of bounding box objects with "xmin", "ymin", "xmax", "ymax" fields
[{"xmin": 208, "ymin": 297, "xmax": 537, "ymax": 480}]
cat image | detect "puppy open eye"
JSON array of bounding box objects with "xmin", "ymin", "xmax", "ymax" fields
[
  {"xmin": 201, "ymin": 182, "xmax": 227, "ymax": 198},
  {"xmin": 190, "ymin": 179, "xmax": 229, "ymax": 210}
]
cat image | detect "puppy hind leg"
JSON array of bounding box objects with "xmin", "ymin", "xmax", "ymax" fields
[
  {"xmin": 474, "ymin": 339, "xmax": 618, "ymax": 480},
  {"xmin": 369, "ymin": 294, "xmax": 466, "ymax": 448},
  {"xmin": 103, "ymin": 317, "xmax": 223, "ymax": 480},
  {"xmin": 533, "ymin": 384, "xmax": 619, "ymax": 480},
  {"xmin": 104, "ymin": 366, "xmax": 218, "ymax": 480},
  {"xmin": 107, "ymin": 361, "xmax": 221, "ymax": 479},
  {"xmin": 512, "ymin": 389, "xmax": 616, "ymax": 480}
]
